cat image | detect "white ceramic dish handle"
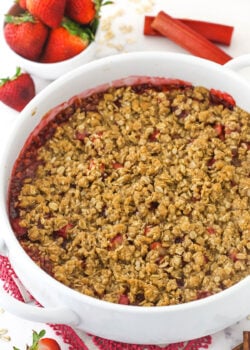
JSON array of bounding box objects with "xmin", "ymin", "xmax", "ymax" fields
[
  {"xmin": 225, "ymin": 54, "xmax": 250, "ymax": 71},
  {"xmin": 0, "ymin": 237, "xmax": 79, "ymax": 326},
  {"xmin": 0, "ymin": 285, "xmax": 80, "ymax": 325}
]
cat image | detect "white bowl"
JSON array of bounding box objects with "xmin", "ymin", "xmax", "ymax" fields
[
  {"xmin": 0, "ymin": 52, "xmax": 249, "ymax": 345},
  {"xmin": 2, "ymin": 3, "xmax": 100, "ymax": 80}
]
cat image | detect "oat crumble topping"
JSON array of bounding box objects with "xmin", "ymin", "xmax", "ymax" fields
[{"xmin": 9, "ymin": 83, "xmax": 250, "ymax": 306}]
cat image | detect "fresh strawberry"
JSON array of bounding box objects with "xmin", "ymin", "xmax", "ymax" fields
[
  {"xmin": 13, "ymin": 329, "xmax": 61, "ymax": 350},
  {"xmin": 40, "ymin": 18, "xmax": 91, "ymax": 63},
  {"xmin": 4, "ymin": 12, "xmax": 49, "ymax": 61},
  {"xmin": 0, "ymin": 67, "xmax": 35, "ymax": 112},
  {"xmin": 37, "ymin": 338, "xmax": 61, "ymax": 350},
  {"xmin": 66, "ymin": 0, "xmax": 96, "ymax": 25},
  {"xmin": 18, "ymin": 0, "xmax": 27, "ymax": 10},
  {"xmin": 26, "ymin": 0, "xmax": 66, "ymax": 28}
]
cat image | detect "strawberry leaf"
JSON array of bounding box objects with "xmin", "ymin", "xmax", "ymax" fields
[
  {"xmin": 62, "ymin": 18, "xmax": 93, "ymax": 42},
  {"xmin": 94, "ymin": 0, "xmax": 113, "ymax": 13},
  {"xmin": 90, "ymin": 17, "xmax": 99, "ymax": 35},
  {"xmin": 12, "ymin": 330, "xmax": 47, "ymax": 350},
  {"xmin": 0, "ymin": 67, "xmax": 22, "ymax": 87},
  {"xmin": 29, "ymin": 330, "xmax": 46, "ymax": 350},
  {"xmin": 102, "ymin": 1, "xmax": 114, "ymax": 5},
  {"xmin": 13, "ymin": 66, "xmax": 22, "ymax": 79}
]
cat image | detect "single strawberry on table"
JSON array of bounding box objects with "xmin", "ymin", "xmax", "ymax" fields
[
  {"xmin": 13, "ymin": 329, "xmax": 61, "ymax": 350},
  {"xmin": 0, "ymin": 67, "xmax": 35, "ymax": 112},
  {"xmin": 66, "ymin": 0, "xmax": 96, "ymax": 25},
  {"xmin": 26, "ymin": 0, "xmax": 66, "ymax": 28},
  {"xmin": 66, "ymin": 0, "xmax": 114, "ymax": 25},
  {"xmin": 40, "ymin": 18, "xmax": 92, "ymax": 63},
  {"xmin": 35, "ymin": 337, "xmax": 61, "ymax": 350},
  {"xmin": 4, "ymin": 12, "xmax": 49, "ymax": 61}
]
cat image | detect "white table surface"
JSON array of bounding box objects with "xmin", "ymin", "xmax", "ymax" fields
[{"xmin": 0, "ymin": 0, "xmax": 249, "ymax": 349}]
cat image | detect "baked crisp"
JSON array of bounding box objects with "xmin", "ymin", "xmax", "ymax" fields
[{"xmin": 9, "ymin": 82, "xmax": 250, "ymax": 306}]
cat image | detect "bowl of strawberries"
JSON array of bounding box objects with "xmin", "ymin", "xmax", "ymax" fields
[{"xmin": 2, "ymin": 0, "xmax": 105, "ymax": 80}]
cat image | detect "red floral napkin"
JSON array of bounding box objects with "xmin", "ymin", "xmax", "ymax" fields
[{"xmin": 0, "ymin": 255, "xmax": 212, "ymax": 350}]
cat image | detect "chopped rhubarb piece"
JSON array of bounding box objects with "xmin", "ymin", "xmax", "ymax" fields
[
  {"xmin": 207, "ymin": 158, "xmax": 216, "ymax": 167},
  {"xmin": 191, "ymin": 196, "xmax": 200, "ymax": 202},
  {"xmin": 112, "ymin": 162, "xmax": 123, "ymax": 169},
  {"xmin": 207, "ymin": 226, "xmax": 216, "ymax": 234},
  {"xmin": 214, "ymin": 123, "xmax": 225, "ymax": 141},
  {"xmin": 56, "ymin": 223, "xmax": 73, "ymax": 239},
  {"xmin": 214, "ymin": 123, "xmax": 223, "ymax": 135},
  {"xmin": 204, "ymin": 255, "xmax": 209, "ymax": 264},
  {"xmin": 150, "ymin": 242, "xmax": 167, "ymax": 256},
  {"xmin": 75, "ymin": 130, "xmax": 89, "ymax": 141},
  {"xmin": 144, "ymin": 16, "xmax": 234, "ymax": 46},
  {"xmin": 90, "ymin": 131, "xmax": 103, "ymax": 142},
  {"xmin": 197, "ymin": 290, "xmax": 212, "ymax": 299},
  {"xmin": 118, "ymin": 294, "xmax": 130, "ymax": 305},
  {"xmin": 89, "ymin": 159, "xmax": 96, "ymax": 170},
  {"xmin": 229, "ymin": 249, "xmax": 238, "ymax": 262},
  {"xmin": 110, "ymin": 233, "xmax": 123, "ymax": 250},
  {"xmin": 151, "ymin": 11, "xmax": 232, "ymax": 65},
  {"xmin": 148, "ymin": 129, "xmax": 160, "ymax": 141},
  {"xmin": 144, "ymin": 225, "xmax": 152, "ymax": 235},
  {"xmin": 100, "ymin": 163, "xmax": 105, "ymax": 173},
  {"xmin": 88, "ymin": 160, "xmax": 105, "ymax": 172},
  {"xmin": 210, "ymin": 89, "xmax": 236, "ymax": 109},
  {"xmin": 150, "ymin": 241, "xmax": 162, "ymax": 250}
]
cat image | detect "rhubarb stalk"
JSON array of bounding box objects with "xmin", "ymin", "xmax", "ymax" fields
[
  {"xmin": 144, "ymin": 16, "xmax": 234, "ymax": 46},
  {"xmin": 151, "ymin": 11, "xmax": 232, "ymax": 64}
]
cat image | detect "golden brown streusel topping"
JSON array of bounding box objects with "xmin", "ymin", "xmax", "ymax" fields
[{"xmin": 12, "ymin": 84, "xmax": 250, "ymax": 306}]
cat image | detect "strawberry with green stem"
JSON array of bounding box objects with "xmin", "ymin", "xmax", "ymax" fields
[
  {"xmin": 40, "ymin": 18, "xmax": 93, "ymax": 63},
  {"xmin": 4, "ymin": 12, "xmax": 49, "ymax": 61},
  {"xmin": 26, "ymin": 0, "xmax": 67, "ymax": 28},
  {"xmin": 0, "ymin": 67, "xmax": 35, "ymax": 112},
  {"xmin": 13, "ymin": 329, "xmax": 61, "ymax": 350},
  {"xmin": 66, "ymin": 0, "xmax": 97, "ymax": 25},
  {"xmin": 66, "ymin": 0, "xmax": 113, "ymax": 28}
]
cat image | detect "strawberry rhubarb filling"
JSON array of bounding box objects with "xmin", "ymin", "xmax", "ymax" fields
[{"xmin": 8, "ymin": 81, "xmax": 250, "ymax": 306}]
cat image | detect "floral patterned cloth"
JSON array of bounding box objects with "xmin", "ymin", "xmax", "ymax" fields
[{"xmin": 0, "ymin": 255, "xmax": 212, "ymax": 349}]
